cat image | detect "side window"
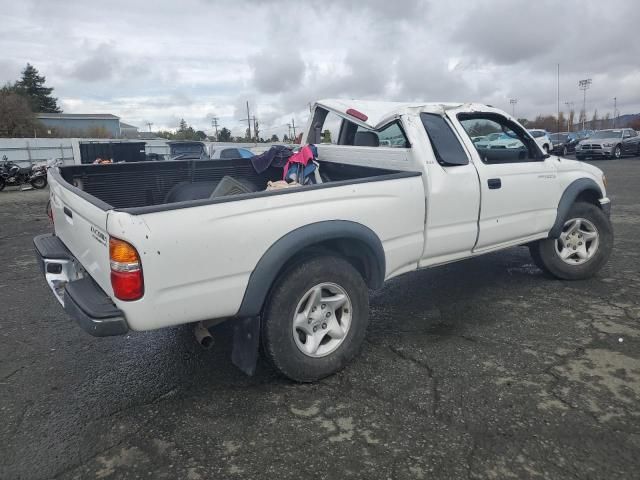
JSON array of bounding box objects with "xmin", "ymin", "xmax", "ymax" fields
[
  {"xmin": 623, "ymin": 130, "xmax": 632, "ymax": 138},
  {"xmin": 319, "ymin": 111, "xmax": 342, "ymax": 145},
  {"xmin": 355, "ymin": 122, "xmax": 410, "ymax": 148},
  {"xmin": 458, "ymin": 114, "xmax": 540, "ymax": 164},
  {"xmin": 420, "ymin": 113, "xmax": 468, "ymax": 166}
]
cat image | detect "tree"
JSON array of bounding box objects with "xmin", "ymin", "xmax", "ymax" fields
[
  {"xmin": 178, "ymin": 118, "xmax": 188, "ymax": 132},
  {"xmin": 218, "ymin": 127, "xmax": 232, "ymax": 142},
  {"xmin": 195, "ymin": 130, "xmax": 207, "ymax": 140},
  {"xmin": 591, "ymin": 109, "xmax": 599, "ymax": 130},
  {"xmin": 568, "ymin": 110, "xmax": 575, "ymax": 132},
  {"xmin": 283, "ymin": 134, "xmax": 289, "ymax": 142},
  {"xmin": 603, "ymin": 112, "xmax": 611, "ymax": 129},
  {"xmin": 270, "ymin": 134, "xmax": 279, "ymax": 142},
  {"xmin": 0, "ymin": 86, "xmax": 40, "ymax": 137},
  {"xmin": 14, "ymin": 63, "xmax": 61, "ymax": 113}
]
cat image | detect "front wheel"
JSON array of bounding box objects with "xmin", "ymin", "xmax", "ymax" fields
[
  {"xmin": 613, "ymin": 145, "xmax": 622, "ymax": 159},
  {"xmin": 30, "ymin": 176, "xmax": 47, "ymax": 189},
  {"xmin": 262, "ymin": 255, "xmax": 369, "ymax": 382},
  {"xmin": 529, "ymin": 202, "xmax": 613, "ymax": 280}
]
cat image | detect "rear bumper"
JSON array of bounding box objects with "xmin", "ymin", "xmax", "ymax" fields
[{"xmin": 33, "ymin": 234, "xmax": 128, "ymax": 337}]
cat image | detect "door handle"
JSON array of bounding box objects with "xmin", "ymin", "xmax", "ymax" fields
[
  {"xmin": 63, "ymin": 206, "xmax": 73, "ymax": 218},
  {"xmin": 487, "ymin": 178, "xmax": 502, "ymax": 189}
]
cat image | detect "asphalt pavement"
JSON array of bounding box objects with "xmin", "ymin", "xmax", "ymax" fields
[{"xmin": 1, "ymin": 158, "xmax": 639, "ymax": 479}]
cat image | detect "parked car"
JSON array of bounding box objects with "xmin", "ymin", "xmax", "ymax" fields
[
  {"xmin": 167, "ymin": 141, "xmax": 209, "ymax": 160},
  {"xmin": 527, "ymin": 129, "xmax": 553, "ymax": 153},
  {"xmin": 473, "ymin": 132, "xmax": 523, "ymax": 149},
  {"xmin": 210, "ymin": 147, "xmax": 255, "ymax": 159},
  {"xmin": 549, "ymin": 132, "xmax": 580, "ymax": 156},
  {"xmin": 35, "ymin": 99, "xmax": 612, "ymax": 382},
  {"xmin": 575, "ymin": 128, "xmax": 640, "ymax": 160}
]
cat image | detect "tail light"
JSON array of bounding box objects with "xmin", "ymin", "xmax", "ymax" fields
[{"xmin": 109, "ymin": 237, "xmax": 144, "ymax": 301}]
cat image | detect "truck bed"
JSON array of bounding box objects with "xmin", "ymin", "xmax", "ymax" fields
[{"xmin": 55, "ymin": 158, "xmax": 415, "ymax": 213}]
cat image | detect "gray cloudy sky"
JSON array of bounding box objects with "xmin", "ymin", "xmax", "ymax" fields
[{"xmin": 2, "ymin": 0, "xmax": 639, "ymax": 137}]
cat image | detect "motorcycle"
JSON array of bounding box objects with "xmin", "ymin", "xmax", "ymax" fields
[{"xmin": 0, "ymin": 156, "xmax": 48, "ymax": 191}]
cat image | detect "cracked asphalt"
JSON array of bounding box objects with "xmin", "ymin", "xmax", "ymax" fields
[{"xmin": 1, "ymin": 158, "xmax": 639, "ymax": 479}]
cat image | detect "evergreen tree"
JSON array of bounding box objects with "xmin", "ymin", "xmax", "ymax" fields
[{"xmin": 14, "ymin": 63, "xmax": 61, "ymax": 113}]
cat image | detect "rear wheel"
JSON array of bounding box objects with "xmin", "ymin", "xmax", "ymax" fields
[
  {"xmin": 529, "ymin": 202, "xmax": 612, "ymax": 280},
  {"xmin": 261, "ymin": 255, "xmax": 369, "ymax": 382},
  {"xmin": 30, "ymin": 176, "xmax": 47, "ymax": 189}
]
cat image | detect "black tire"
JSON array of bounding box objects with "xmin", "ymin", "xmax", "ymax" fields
[
  {"xmin": 576, "ymin": 155, "xmax": 585, "ymax": 161},
  {"xmin": 261, "ymin": 255, "xmax": 369, "ymax": 382},
  {"xmin": 543, "ymin": 144, "xmax": 550, "ymax": 153},
  {"xmin": 613, "ymin": 144, "xmax": 622, "ymax": 159},
  {"xmin": 529, "ymin": 202, "xmax": 613, "ymax": 280},
  {"xmin": 0, "ymin": 178, "xmax": 5, "ymax": 192},
  {"xmin": 30, "ymin": 176, "xmax": 47, "ymax": 189}
]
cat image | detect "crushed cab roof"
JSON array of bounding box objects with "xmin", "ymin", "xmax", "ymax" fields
[{"xmin": 315, "ymin": 98, "xmax": 471, "ymax": 129}]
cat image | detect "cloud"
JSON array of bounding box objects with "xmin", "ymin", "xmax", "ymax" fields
[
  {"xmin": 1, "ymin": 0, "xmax": 639, "ymax": 138},
  {"xmin": 249, "ymin": 50, "xmax": 305, "ymax": 94}
]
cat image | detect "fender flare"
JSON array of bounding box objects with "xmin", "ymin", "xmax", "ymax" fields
[
  {"xmin": 236, "ymin": 220, "xmax": 385, "ymax": 317},
  {"xmin": 548, "ymin": 178, "xmax": 603, "ymax": 238}
]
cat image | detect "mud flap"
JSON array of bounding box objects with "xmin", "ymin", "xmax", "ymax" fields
[{"xmin": 231, "ymin": 316, "xmax": 260, "ymax": 376}]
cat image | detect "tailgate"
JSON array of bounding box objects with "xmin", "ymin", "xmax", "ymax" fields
[{"xmin": 49, "ymin": 169, "xmax": 113, "ymax": 296}]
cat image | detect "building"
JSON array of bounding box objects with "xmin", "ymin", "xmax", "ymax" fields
[
  {"xmin": 119, "ymin": 122, "xmax": 140, "ymax": 139},
  {"xmin": 37, "ymin": 113, "xmax": 121, "ymax": 138}
]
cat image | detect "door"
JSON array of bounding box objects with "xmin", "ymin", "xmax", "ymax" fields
[
  {"xmin": 622, "ymin": 129, "xmax": 638, "ymax": 155},
  {"xmin": 451, "ymin": 112, "xmax": 561, "ymax": 250},
  {"xmin": 417, "ymin": 112, "xmax": 481, "ymax": 266}
]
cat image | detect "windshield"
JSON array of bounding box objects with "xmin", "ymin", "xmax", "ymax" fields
[
  {"xmin": 170, "ymin": 143, "xmax": 205, "ymax": 155},
  {"xmin": 590, "ymin": 130, "xmax": 622, "ymax": 139},
  {"xmin": 550, "ymin": 134, "xmax": 568, "ymax": 142}
]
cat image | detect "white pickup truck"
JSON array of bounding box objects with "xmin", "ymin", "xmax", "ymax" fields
[{"xmin": 34, "ymin": 99, "xmax": 613, "ymax": 382}]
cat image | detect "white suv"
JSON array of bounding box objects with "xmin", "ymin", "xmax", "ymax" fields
[{"xmin": 528, "ymin": 129, "xmax": 553, "ymax": 153}]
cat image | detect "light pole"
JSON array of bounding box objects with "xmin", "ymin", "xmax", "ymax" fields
[
  {"xmin": 565, "ymin": 102, "xmax": 574, "ymax": 131},
  {"xmin": 578, "ymin": 79, "xmax": 592, "ymax": 131},
  {"xmin": 509, "ymin": 98, "xmax": 517, "ymax": 117},
  {"xmin": 613, "ymin": 97, "xmax": 617, "ymax": 128}
]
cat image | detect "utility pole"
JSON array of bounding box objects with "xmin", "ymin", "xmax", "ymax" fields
[
  {"xmin": 291, "ymin": 118, "xmax": 297, "ymax": 141},
  {"xmin": 251, "ymin": 116, "xmax": 259, "ymax": 141},
  {"xmin": 146, "ymin": 121, "xmax": 153, "ymax": 132},
  {"xmin": 556, "ymin": 64, "xmax": 560, "ymax": 134},
  {"xmin": 211, "ymin": 117, "xmax": 219, "ymax": 140},
  {"xmin": 613, "ymin": 97, "xmax": 617, "ymax": 128},
  {"xmin": 246, "ymin": 101, "xmax": 252, "ymax": 141},
  {"xmin": 578, "ymin": 78, "xmax": 592, "ymax": 131},
  {"xmin": 287, "ymin": 123, "xmax": 292, "ymax": 142},
  {"xmin": 509, "ymin": 99, "xmax": 517, "ymax": 117},
  {"xmin": 565, "ymin": 102, "xmax": 574, "ymax": 131}
]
